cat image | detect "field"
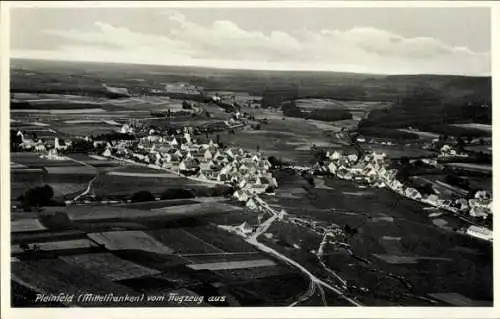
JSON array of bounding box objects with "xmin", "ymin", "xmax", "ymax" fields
[
  {"xmin": 87, "ymin": 231, "xmax": 174, "ymax": 255},
  {"xmin": 187, "ymin": 259, "xmax": 276, "ymax": 271},
  {"xmin": 450, "ymin": 123, "xmax": 492, "ymax": 133},
  {"xmin": 216, "ymin": 116, "xmax": 353, "ymax": 165},
  {"xmin": 11, "ymin": 196, "xmax": 311, "ymax": 306},
  {"xmin": 92, "ymin": 169, "xmax": 218, "ymax": 199},
  {"xmin": 106, "ymin": 171, "xmax": 179, "ymax": 178},
  {"xmin": 12, "ymin": 259, "xmax": 139, "ymax": 303},
  {"xmin": 65, "ymin": 202, "xmax": 243, "ymax": 222},
  {"xmin": 60, "ymin": 252, "xmax": 161, "ymax": 281},
  {"xmin": 362, "ymin": 144, "xmax": 436, "ymax": 159},
  {"xmin": 295, "ymin": 98, "xmax": 390, "ymax": 121},
  {"xmin": 12, "ymin": 239, "xmax": 97, "ymax": 253},
  {"xmin": 261, "ymin": 171, "xmax": 493, "ymax": 303},
  {"xmin": 11, "ymin": 218, "xmax": 47, "ymax": 232},
  {"xmin": 11, "ymin": 157, "xmax": 96, "ymax": 201},
  {"xmin": 445, "ymin": 162, "xmax": 492, "ymax": 174},
  {"xmin": 118, "ymin": 199, "xmax": 201, "ymax": 210},
  {"xmin": 10, "ymin": 58, "xmax": 492, "ymax": 307}
]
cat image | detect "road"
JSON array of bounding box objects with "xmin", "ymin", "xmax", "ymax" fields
[
  {"xmin": 100, "ymin": 153, "xmax": 363, "ymax": 306},
  {"xmin": 65, "ymin": 156, "xmax": 99, "ymax": 203},
  {"xmin": 245, "ymin": 196, "xmax": 363, "ymax": 307}
]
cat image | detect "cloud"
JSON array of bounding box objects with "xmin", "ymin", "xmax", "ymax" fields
[{"xmin": 12, "ymin": 11, "xmax": 490, "ymax": 75}]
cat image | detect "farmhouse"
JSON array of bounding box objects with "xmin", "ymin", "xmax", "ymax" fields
[
  {"xmin": 246, "ymin": 198, "xmax": 259, "ymax": 210},
  {"xmin": 233, "ymin": 190, "xmax": 250, "ymax": 202},
  {"xmin": 16, "ymin": 130, "xmax": 35, "ymax": 150},
  {"xmin": 170, "ymin": 137, "xmax": 179, "ymax": 146},
  {"xmin": 237, "ymin": 221, "xmax": 254, "ymax": 235},
  {"xmin": 41, "ymin": 149, "xmax": 66, "ymax": 161},
  {"xmin": 204, "ymin": 149, "xmax": 213, "ymax": 160}
]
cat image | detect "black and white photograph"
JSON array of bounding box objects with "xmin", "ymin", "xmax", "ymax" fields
[{"xmin": 1, "ymin": 1, "xmax": 495, "ymax": 314}]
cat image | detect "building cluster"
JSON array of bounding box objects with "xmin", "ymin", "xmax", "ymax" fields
[
  {"xmin": 102, "ymin": 127, "xmax": 278, "ymax": 204},
  {"xmin": 466, "ymin": 225, "xmax": 493, "ymax": 242},
  {"xmin": 324, "ymin": 150, "xmax": 386, "ymax": 187},
  {"xmin": 320, "ymin": 150, "xmax": 493, "ymax": 226},
  {"xmin": 438, "ymin": 144, "xmax": 469, "ymax": 158},
  {"xmin": 164, "ymin": 82, "xmax": 203, "ymax": 95},
  {"xmin": 15, "ymin": 130, "xmax": 72, "ymax": 160}
]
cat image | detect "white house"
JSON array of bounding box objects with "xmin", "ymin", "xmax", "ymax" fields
[
  {"xmin": 475, "ymin": 190, "xmax": 491, "ymax": 200},
  {"xmin": 184, "ymin": 132, "xmax": 192, "ymax": 144},
  {"xmin": 17, "ymin": 131, "xmax": 34, "ymax": 149},
  {"xmin": 102, "ymin": 148, "xmax": 112, "ymax": 157},
  {"xmin": 233, "ymin": 190, "xmax": 249, "ymax": 202},
  {"xmin": 34, "ymin": 140, "xmax": 46, "ymax": 152},
  {"xmin": 204, "ymin": 149, "xmax": 213, "ymax": 160},
  {"xmin": 236, "ymin": 221, "xmax": 253, "ymax": 235},
  {"xmin": 42, "ymin": 149, "xmax": 66, "ymax": 161},
  {"xmin": 197, "ymin": 171, "xmax": 208, "ymax": 180},
  {"xmin": 238, "ymin": 179, "xmax": 247, "ymax": 189},
  {"xmin": 226, "ymin": 148, "xmax": 237, "ymax": 158},
  {"xmin": 54, "ymin": 137, "xmax": 70, "ymax": 151},
  {"xmin": 347, "ymin": 154, "xmax": 358, "ymax": 163},
  {"xmin": 466, "ymin": 226, "xmax": 493, "ymax": 242},
  {"xmin": 246, "ymin": 198, "xmax": 258, "ymax": 210},
  {"xmin": 329, "ymin": 151, "xmax": 341, "ymax": 160},
  {"xmin": 174, "ymin": 150, "xmax": 183, "ymax": 157},
  {"xmin": 328, "ymin": 162, "xmax": 337, "ymax": 174},
  {"xmin": 148, "ymin": 135, "xmax": 162, "ymax": 143},
  {"xmin": 405, "ymin": 188, "xmax": 422, "ymax": 200},
  {"xmin": 199, "ymin": 162, "xmax": 212, "ymax": 172}
]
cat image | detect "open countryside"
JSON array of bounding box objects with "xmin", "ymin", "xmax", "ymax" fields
[{"xmin": 9, "ymin": 45, "xmax": 492, "ymax": 309}]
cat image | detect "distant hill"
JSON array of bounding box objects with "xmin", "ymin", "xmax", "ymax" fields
[
  {"xmin": 11, "ymin": 58, "xmax": 491, "ymax": 101},
  {"xmin": 358, "ymin": 78, "xmax": 491, "ymax": 138},
  {"xmin": 11, "ymin": 59, "xmax": 491, "ymax": 133}
]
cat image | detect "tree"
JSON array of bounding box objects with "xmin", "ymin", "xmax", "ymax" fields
[
  {"xmin": 265, "ymin": 185, "xmax": 276, "ymax": 193},
  {"xmin": 268, "ymin": 156, "xmax": 283, "ymax": 168},
  {"xmin": 396, "ymin": 168, "xmax": 410, "ymax": 183},
  {"xmin": 455, "ymin": 137, "xmax": 465, "ymax": 153},
  {"xmin": 301, "ymin": 172, "xmax": 315, "ymax": 187},
  {"xmin": 416, "ymin": 183, "xmax": 435, "ymax": 196},
  {"xmin": 130, "ymin": 190, "xmax": 155, "ymax": 202},
  {"xmin": 182, "ymin": 100, "xmax": 192, "ymax": 109},
  {"xmin": 213, "ymin": 185, "xmax": 234, "ymax": 196},
  {"xmin": 11, "ymin": 130, "xmax": 22, "ymax": 144},
  {"xmin": 10, "ymin": 130, "xmax": 23, "ymax": 151},
  {"xmin": 18, "ymin": 185, "xmax": 55, "ymax": 208},
  {"xmin": 400, "ymin": 156, "xmax": 410, "ymax": 167},
  {"xmin": 281, "ymin": 100, "xmax": 303, "ymax": 118},
  {"xmin": 313, "ymin": 150, "xmax": 327, "ymax": 162}
]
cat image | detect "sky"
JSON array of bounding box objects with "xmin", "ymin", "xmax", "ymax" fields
[{"xmin": 10, "ymin": 7, "xmax": 491, "ymax": 75}]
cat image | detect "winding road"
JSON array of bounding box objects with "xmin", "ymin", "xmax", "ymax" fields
[{"xmin": 244, "ymin": 196, "xmax": 363, "ymax": 307}]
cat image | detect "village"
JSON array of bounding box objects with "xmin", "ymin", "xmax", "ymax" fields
[
  {"xmin": 317, "ymin": 148, "xmax": 493, "ymax": 242},
  {"xmin": 12, "ymin": 112, "xmax": 493, "ymax": 245},
  {"xmin": 101, "ymin": 125, "xmax": 279, "ymax": 201}
]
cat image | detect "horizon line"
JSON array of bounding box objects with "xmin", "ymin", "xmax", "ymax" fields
[{"xmin": 10, "ymin": 57, "xmax": 492, "ymax": 78}]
